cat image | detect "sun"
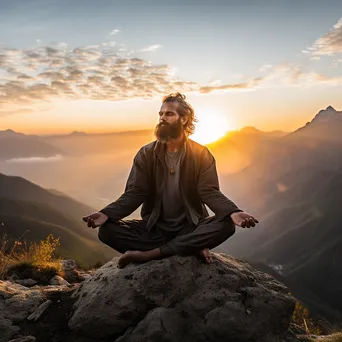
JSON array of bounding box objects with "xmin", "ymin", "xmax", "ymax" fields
[{"xmin": 191, "ymin": 108, "xmax": 231, "ymax": 145}]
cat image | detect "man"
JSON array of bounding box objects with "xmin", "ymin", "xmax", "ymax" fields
[{"xmin": 83, "ymin": 93, "xmax": 259, "ymax": 268}]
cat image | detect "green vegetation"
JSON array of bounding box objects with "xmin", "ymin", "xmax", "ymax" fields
[{"xmin": 0, "ymin": 233, "xmax": 63, "ymax": 281}]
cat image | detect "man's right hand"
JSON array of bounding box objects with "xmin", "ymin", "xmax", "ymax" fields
[{"xmin": 82, "ymin": 212, "xmax": 108, "ymax": 228}]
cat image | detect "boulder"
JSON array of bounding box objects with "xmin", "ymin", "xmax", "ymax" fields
[
  {"xmin": 61, "ymin": 259, "xmax": 86, "ymax": 283},
  {"xmin": 49, "ymin": 275, "xmax": 70, "ymax": 286},
  {"xmin": 62, "ymin": 260, "xmax": 77, "ymax": 272},
  {"xmin": 69, "ymin": 253, "xmax": 296, "ymax": 342}
]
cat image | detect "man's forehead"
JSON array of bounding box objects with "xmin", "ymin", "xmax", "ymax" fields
[{"xmin": 160, "ymin": 101, "xmax": 179, "ymax": 112}]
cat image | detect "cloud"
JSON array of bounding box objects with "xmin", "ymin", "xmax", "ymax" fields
[
  {"xmin": 258, "ymin": 64, "xmax": 273, "ymax": 72},
  {"xmin": 139, "ymin": 44, "xmax": 162, "ymax": 52},
  {"xmin": 110, "ymin": 29, "xmax": 120, "ymax": 35},
  {"xmin": 1, "ymin": 39, "xmax": 341, "ymax": 117},
  {"xmin": 200, "ymin": 78, "xmax": 263, "ymax": 93},
  {"xmin": 262, "ymin": 63, "xmax": 342, "ymax": 87},
  {"xmin": 1, "ymin": 41, "xmax": 263, "ymax": 116},
  {"xmin": 307, "ymin": 17, "xmax": 342, "ymax": 56}
]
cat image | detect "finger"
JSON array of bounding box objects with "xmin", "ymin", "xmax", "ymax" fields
[
  {"xmin": 249, "ymin": 218, "xmax": 256, "ymax": 227},
  {"xmin": 82, "ymin": 216, "xmax": 88, "ymax": 222},
  {"xmin": 246, "ymin": 219, "xmax": 253, "ymax": 228},
  {"xmin": 251, "ymin": 216, "xmax": 259, "ymax": 223},
  {"xmin": 87, "ymin": 218, "xmax": 92, "ymax": 228},
  {"xmin": 91, "ymin": 220, "xmax": 97, "ymax": 228},
  {"xmin": 241, "ymin": 220, "xmax": 246, "ymax": 228}
]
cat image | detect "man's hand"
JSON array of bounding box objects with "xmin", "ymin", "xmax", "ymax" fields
[
  {"xmin": 230, "ymin": 211, "xmax": 259, "ymax": 228},
  {"xmin": 82, "ymin": 212, "xmax": 108, "ymax": 228}
]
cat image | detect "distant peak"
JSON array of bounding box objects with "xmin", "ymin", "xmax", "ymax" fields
[
  {"xmin": 326, "ymin": 105, "xmax": 336, "ymax": 111},
  {"xmin": 240, "ymin": 126, "xmax": 261, "ymax": 133},
  {"xmin": 69, "ymin": 131, "xmax": 87, "ymax": 136}
]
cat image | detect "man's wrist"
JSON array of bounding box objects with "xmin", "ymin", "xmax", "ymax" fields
[
  {"xmin": 230, "ymin": 209, "xmax": 243, "ymax": 217},
  {"xmin": 99, "ymin": 209, "xmax": 111, "ymax": 220}
]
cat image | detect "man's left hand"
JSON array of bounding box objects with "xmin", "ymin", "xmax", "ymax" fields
[{"xmin": 230, "ymin": 211, "xmax": 259, "ymax": 228}]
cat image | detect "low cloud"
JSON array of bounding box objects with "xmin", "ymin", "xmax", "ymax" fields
[
  {"xmin": 139, "ymin": 44, "xmax": 162, "ymax": 52},
  {"xmin": 307, "ymin": 17, "xmax": 342, "ymax": 56}
]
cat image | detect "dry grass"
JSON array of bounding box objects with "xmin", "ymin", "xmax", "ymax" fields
[
  {"xmin": 292, "ymin": 301, "xmax": 324, "ymax": 335},
  {"xmin": 0, "ymin": 232, "xmax": 63, "ymax": 280}
]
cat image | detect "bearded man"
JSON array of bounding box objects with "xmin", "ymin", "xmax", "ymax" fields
[{"xmin": 83, "ymin": 93, "xmax": 259, "ymax": 268}]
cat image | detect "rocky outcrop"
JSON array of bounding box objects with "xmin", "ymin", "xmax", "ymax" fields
[
  {"xmin": 2, "ymin": 253, "xmax": 330, "ymax": 342},
  {"xmin": 69, "ymin": 253, "xmax": 297, "ymax": 342}
]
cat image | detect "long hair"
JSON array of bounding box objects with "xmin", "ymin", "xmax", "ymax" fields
[{"xmin": 162, "ymin": 92, "xmax": 198, "ymax": 136}]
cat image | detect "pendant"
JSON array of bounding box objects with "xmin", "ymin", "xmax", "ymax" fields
[{"xmin": 170, "ymin": 167, "xmax": 175, "ymax": 175}]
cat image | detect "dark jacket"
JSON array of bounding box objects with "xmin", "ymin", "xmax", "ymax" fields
[{"xmin": 100, "ymin": 137, "xmax": 242, "ymax": 231}]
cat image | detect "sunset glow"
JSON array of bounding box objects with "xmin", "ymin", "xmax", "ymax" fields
[{"xmin": 191, "ymin": 109, "xmax": 231, "ymax": 145}]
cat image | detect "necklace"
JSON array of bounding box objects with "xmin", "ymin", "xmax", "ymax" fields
[{"xmin": 166, "ymin": 150, "xmax": 182, "ymax": 175}]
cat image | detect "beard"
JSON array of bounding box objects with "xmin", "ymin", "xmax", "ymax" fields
[{"xmin": 154, "ymin": 118, "xmax": 183, "ymax": 142}]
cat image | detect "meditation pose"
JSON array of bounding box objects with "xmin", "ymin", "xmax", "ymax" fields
[{"xmin": 82, "ymin": 93, "xmax": 259, "ymax": 268}]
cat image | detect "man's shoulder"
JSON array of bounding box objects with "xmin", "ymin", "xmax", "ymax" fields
[
  {"xmin": 140, "ymin": 140, "xmax": 157, "ymax": 152},
  {"xmin": 187, "ymin": 138, "xmax": 209, "ymax": 155},
  {"xmin": 136, "ymin": 141, "xmax": 158, "ymax": 158}
]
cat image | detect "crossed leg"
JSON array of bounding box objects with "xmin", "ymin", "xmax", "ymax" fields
[{"xmin": 98, "ymin": 216, "xmax": 235, "ymax": 268}]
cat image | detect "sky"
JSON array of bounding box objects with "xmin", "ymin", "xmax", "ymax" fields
[{"xmin": 1, "ymin": 0, "xmax": 342, "ymax": 137}]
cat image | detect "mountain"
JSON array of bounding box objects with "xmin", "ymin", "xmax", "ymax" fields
[
  {"xmin": 207, "ymin": 126, "xmax": 288, "ymax": 174},
  {"xmin": 0, "ymin": 173, "xmax": 114, "ymax": 267},
  {"xmin": 218, "ymin": 106, "xmax": 342, "ymax": 321},
  {"xmin": 0, "ymin": 129, "xmax": 61, "ymax": 160},
  {"xmin": 0, "ymin": 129, "xmax": 27, "ymax": 140},
  {"xmin": 42, "ymin": 129, "xmax": 153, "ymax": 156},
  {"xmin": 291, "ymin": 106, "xmax": 342, "ymax": 143},
  {"xmin": 0, "ymin": 173, "xmax": 94, "ymax": 220}
]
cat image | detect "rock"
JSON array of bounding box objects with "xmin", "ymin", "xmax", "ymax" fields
[
  {"xmin": 0, "ymin": 281, "xmax": 44, "ymax": 342},
  {"xmin": 0, "ymin": 281, "xmax": 44, "ymax": 322},
  {"xmin": 7, "ymin": 336, "xmax": 36, "ymax": 342},
  {"xmin": 49, "ymin": 275, "xmax": 70, "ymax": 286},
  {"xmin": 0, "ymin": 315, "xmax": 20, "ymax": 342},
  {"xmin": 62, "ymin": 259, "xmax": 77, "ymax": 272},
  {"xmin": 61, "ymin": 259, "xmax": 85, "ymax": 283},
  {"xmin": 27, "ymin": 300, "xmax": 52, "ymax": 322},
  {"xmin": 69, "ymin": 253, "xmax": 296, "ymax": 342},
  {"xmin": 14, "ymin": 279, "xmax": 38, "ymax": 287}
]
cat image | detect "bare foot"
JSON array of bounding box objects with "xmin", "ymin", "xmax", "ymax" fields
[
  {"xmin": 198, "ymin": 248, "xmax": 212, "ymax": 264},
  {"xmin": 118, "ymin": 249, "xmax": 161, "ymax": 268}
]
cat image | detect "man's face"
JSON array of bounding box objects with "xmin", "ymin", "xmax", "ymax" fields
[{"xmin": 154, "ymin": 102, "xmax": 184, "ymax": 142}]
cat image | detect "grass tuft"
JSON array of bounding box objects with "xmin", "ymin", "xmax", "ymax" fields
[{"xmin": 0, "ymin": 232, "xmax": 63, "ymax": 282}]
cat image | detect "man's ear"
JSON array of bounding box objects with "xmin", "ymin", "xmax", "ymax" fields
[{"xmin": 181, "ymin": 116, "xmax": 188, "ymax": 125}]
